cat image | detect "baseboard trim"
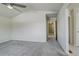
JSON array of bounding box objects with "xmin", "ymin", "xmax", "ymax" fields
[{"xmin": 11, "ymin": 39, "xmax": 46, "ymax": 43}]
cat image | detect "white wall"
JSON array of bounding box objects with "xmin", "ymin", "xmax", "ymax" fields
[
  {"xmin": 57, "ymin": 4, "xmax": 69, "ymax": 54},
  {"xmin": 0, "ymin": 16, "xmax": 11, "ymax": 43},
  {"xmin": 75, "ymin": 7, "xmax": 79, "ymax": 46},
  {"xmin": 12, "ymin": 11, "xmax": 50, "ymax": 42}
]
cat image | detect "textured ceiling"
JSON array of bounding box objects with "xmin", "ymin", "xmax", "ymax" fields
[{"xmin": 0, "ymin": 3, "xmax": 63, "ymax": 18}]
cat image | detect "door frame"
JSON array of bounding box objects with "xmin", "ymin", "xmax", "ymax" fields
[
  {"xmin": 46, "ymin": 15, "xmax": 57, "ymax": 41},
  {"xmin": 68, "ymin": 5, "xmax": 76, "ymax": 55}
]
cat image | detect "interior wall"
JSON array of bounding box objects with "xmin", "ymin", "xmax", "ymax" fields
[
  {"xmin": 75, "ymin": 7, "xmax": 79, "ymax": 46},
  {"xmin": 57, "ymin": 4, "xmax": 69, "ymax": 54},
  {"xmin": 0, "ymin": 10, "xmax": 56, "ymax": 43},
  {"xmin": 0, "ymin": 16, "xmax": 11, "ymax": 43},
  {"xmin": 12, "ymin": 11, "xmax": 51, "ymax": 42}
]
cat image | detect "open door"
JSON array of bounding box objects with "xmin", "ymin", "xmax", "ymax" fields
[{"xmin": 68, "ymin": 9, "xmax": 76, "ymax": 55}]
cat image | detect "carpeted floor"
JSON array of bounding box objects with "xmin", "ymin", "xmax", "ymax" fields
[
  {"xmin": 75, "ymin": 47, "xmax": 79, "ymax": 56},
  {"xmin": 0, "ymin": 39, "xmax": 67, "ymax": 56}
]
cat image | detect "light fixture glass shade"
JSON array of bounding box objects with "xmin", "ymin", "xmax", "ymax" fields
[{"xmin": 7, "ymin": 5, "xmax": 13, "ymax": 9}]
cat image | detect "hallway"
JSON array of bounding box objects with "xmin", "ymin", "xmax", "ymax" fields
[{"xmin": 0, "ymin": 39, "xmax": 67, "ymax": 56}]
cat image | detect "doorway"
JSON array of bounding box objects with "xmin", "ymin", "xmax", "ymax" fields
[
  {"xmin": 47, "ymin": 19, "xmax": 56, "ymax": 41},
  {"xmin": 68, "ymin": 8, "xmax": 76, "ymax": 55}
]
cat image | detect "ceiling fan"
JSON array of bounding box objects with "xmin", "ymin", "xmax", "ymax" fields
[{"xmin": 1, "ymin": 3, "xmax": 26, "ymax": 12}]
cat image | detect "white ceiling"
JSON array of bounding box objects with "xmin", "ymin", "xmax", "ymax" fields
[{"xmin": 0, "ymin": 3, "xmax": 63, "ymax": 18}]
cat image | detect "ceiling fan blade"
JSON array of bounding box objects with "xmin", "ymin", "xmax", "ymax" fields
[
  {"xmin": 13, "ymin": 7, "xmax": 23, "ymax": 13},
  {"xmin": 1, "ymin": 3, "xmax": 26, "ymax": 8},
  {"xmin": 11, "ymin": 3, "xmax": 26, "ymax": 8},
  {"xmin": 1, "ymin": 3, "xmax": 8, "ymax": 5}
]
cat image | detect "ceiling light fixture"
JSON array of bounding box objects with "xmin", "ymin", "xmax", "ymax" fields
[{"xmin": 7, "ymin": 5, "xmax": 13, "ymax": 9}]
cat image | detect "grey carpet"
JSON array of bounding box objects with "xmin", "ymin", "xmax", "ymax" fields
[
  {"xmin": 75, "ymin": 47, "xmax": 79, "ymax": 56},
  {"xmin": 0, "ymin": 39, "xmax": 67, "ymax": 56}
]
